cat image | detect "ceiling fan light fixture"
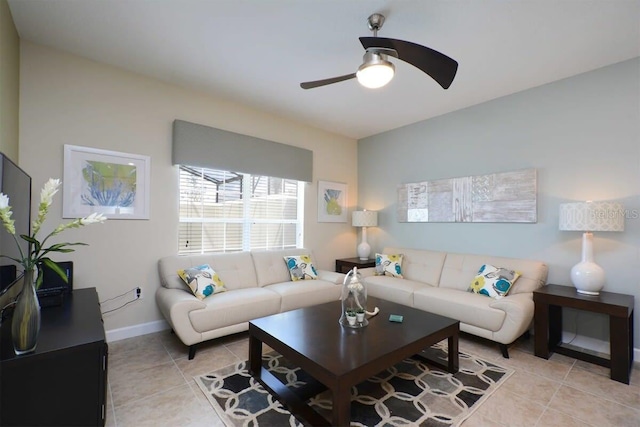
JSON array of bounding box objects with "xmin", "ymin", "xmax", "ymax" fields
[{"xmin": 356, "ymin": 52, "xmax": 395, "ymax": 89}]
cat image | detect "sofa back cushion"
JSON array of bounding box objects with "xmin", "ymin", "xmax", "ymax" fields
[
  {"xmin": 159, "ymin": 252, "xmax": 258, "ymax": 292},
  {"xmin": 439, "ymin": 253, "xmax": 548, "ymax": 294},
  {"xmin": 383, "ymin": 247, "xmax": 447, "ymax": 286},
  {"xmin": 252, "ymin": 248, "xmax": 317, "ymax": 287}
]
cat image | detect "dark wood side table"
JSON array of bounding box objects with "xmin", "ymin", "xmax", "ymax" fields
[
  {"xmin": 335, "ymin": 257, "xmax": 376, "ymax": 273},
  {"xmin": 533, "ymin": 284, "xmax": 634, "ymax": 384}
]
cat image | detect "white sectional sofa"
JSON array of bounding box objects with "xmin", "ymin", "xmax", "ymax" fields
[
  {"xmin": 360, "ymin": 247, "xmax": 548, "ymax": 357},
  {"xmin": 156, "ymin": 248, "xmax": 344, "ymax": 359},
  {"xmin": 156, "ymin": 246, "xmax": 547, "ymax": 360}
]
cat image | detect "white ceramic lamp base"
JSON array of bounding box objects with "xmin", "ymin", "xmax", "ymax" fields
[
  {"xmin": 357, "ymin": 241, "xmax": 371, "ymax": 260},
  {"xmin": 571, "ymin": 232, "xmax": 605, "ymax": 295},
  {"xmin": 357, "ymin": 227, "xmax": 371, "ymax": 260}
]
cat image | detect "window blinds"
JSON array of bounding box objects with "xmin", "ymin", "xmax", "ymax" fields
[{"xmin": 178, "ymin": 167, "xmax": 301, "ymax": 254}]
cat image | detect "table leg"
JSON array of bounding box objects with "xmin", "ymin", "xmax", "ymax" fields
[
  {"xmin": 331, "ymin": 384, "xmax": 351, "ymax": 427},
  {"xmin": 548, "ymin": 305, "xmax": 562, "ymax": 349},
  {"xmin": 534, "ymin": 301, "xmax": 550, "ymax": 358},
  {"xmin": 610, "ymin": 315, "xmax": 631, "ymax": 384},
  {"xmin": 248, "ymin": 333, "xmax": 262, "ymax": 376},
  {"xmin": 448, "ymin": 332, "xmax": 459, "ymax": 373}
]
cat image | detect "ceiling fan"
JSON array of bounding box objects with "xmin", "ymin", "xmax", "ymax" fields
[{"xmin": 300, "ymin": 13, "xmax": 458, "ymax": 90}]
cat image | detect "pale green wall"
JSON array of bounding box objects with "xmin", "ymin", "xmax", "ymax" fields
[
  {"xmin": 358, "ymin": 58, "xmax": 640, "ymax": 347},
  {"xmin": 0, "ymin": 0, "xmax": 19, "ymax": 162},
  {"xmin": 19, "ymin": 41, "xmax": 358, "ymax": 334}
]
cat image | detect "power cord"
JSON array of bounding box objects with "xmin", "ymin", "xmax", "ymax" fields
[
  {"xmin": 563, "ymin": 312, "xmax": 580, "ymax": 345},
  {"xmin": 102, "ymin": 299, "xmax": 139, "ymax": 315},
  {"xmin": 100, "ymin": 287, "xmax": 142, "ymax": 315},
  {"xmin": 100, "ymin": 287, "xmax": 139, "ymax": 304}
]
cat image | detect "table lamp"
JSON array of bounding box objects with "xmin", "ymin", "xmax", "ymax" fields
[
  {"xmin": 559, "ymin": 201, "xmax": 624, "ymax": 295},
  {"xmin": 352, "ymin": 210, "xmax": 378, "ymax": 260}
]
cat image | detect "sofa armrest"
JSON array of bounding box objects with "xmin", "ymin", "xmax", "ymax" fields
[
  {"xmin": 489, "ymin": 292, "xmax": 533, "ymax": 312},
  {"xmin": 155, "ymin": 287, "xmax": 206, "ymax": 345},
  {"xmin": 317, "ymin": 269, "xmax": 346, "ymax": 285},
  {"xmin": 489, "ymin": 292, "xmax": 535, "ymax": 343}
]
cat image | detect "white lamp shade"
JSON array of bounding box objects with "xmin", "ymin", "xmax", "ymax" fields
[
  {"xmin": 352, "ymin": 211, "xmax": 378, "ymax": 227},
  {"xmin": 559, "ymin": 202, "xmax": 624, "ymax": 232}
]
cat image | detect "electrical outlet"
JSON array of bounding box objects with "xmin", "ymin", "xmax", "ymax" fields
[{"xmin": 136, "ymin": 287, "xmax": 143, "ymax": 299}]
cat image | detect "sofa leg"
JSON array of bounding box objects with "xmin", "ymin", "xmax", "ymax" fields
[
  {"xmin": 188, "ymin": 345, "xmax": 197, "ymax": 360},
  {"xmin": 499, "ymin": 344, "xmax": 509, "ymax": 358}
]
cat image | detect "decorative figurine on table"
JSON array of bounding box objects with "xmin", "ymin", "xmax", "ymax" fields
[{"xmin": 339, "ymin": 267, "xmax": 379, "ymax": 328}]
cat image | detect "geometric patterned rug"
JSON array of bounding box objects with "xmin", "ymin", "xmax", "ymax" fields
[{"xmin": 195, "ymin": 341, "xmax": 513, "ymax": 427}]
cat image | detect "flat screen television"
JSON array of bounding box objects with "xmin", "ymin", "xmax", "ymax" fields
[{"xmin": 0, "ymin": 152, "xmax": 32, "ymax": 294}]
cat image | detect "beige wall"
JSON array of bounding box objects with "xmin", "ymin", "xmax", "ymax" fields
[
  {"xmin": 0, "ymin": 0, "xmax": 19, "ymax": 162},
  {"xmin": 19, "ymin": 41, "xmax": 358, "ymax": 333}
]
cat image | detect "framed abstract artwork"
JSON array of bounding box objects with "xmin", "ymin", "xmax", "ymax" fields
[
  {"xmin": 318, "ymin": 180, "xmax": 347, "ymax": 223},
  {"xmin": 397, "ymin": 168, "xmax": 537, "ymax": 223},
  {"xmin": 63, "ymin": 145, "xmax": 151, "ymax": 219}
]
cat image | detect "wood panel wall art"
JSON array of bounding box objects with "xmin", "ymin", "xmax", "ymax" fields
[{"xmin": 397, "ymin": 168, "xmax": 537, "ymax": 223}]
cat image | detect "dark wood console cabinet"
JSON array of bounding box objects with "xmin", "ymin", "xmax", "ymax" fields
[{"xmin": 0, "ymin": 288, "xmax": 107, "ymax": 426}]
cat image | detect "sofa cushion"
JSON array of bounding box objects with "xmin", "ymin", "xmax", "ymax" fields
[
  {"xmin": 383, "ymin": 247, "xmax": 446, "ymax": 285},
  {"xmin": 468, "ymin": 264, "xmax": 521, "ymax": 299},
  {"xmin": 177, "ymin": 264, "xmax": 227, "ymax": 300},
  {"xmin": 375, "ymin": 253, "xmax": 404, "ymax": 278},
  {"xmin": 265, "ymin": 280, "xmax": 341, "ymax": 312},
  {"xmin": 413, "ymin": 287, "xmax": 506, "ymax": 332},
  {"xmin": 159, "ymin": 252, "xmax": 258, "ymax": 291},
  {"xmin": 189, "ymin": 288, "xmax": 281, "ymax": 333},
  {"xmin": 252, "ymin": 248, "xmax": 317, "ymax": 287},
  {"xmin": 363, "ymin": 275, "xmax": 429, "ymax": 307},
  {"xmin": 284, "ymin": 255, "xmax": 318, "ymax": 281},
  {"xmin": 439, "ymin": 252, "xmax": 547, "ymax": 294}
]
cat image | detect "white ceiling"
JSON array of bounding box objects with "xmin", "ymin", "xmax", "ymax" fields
[{"xmin": 8, "ymin": 0, "xmax": 640, "ymax": 139}]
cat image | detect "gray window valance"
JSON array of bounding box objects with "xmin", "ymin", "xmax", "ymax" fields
[{"xmin": 172, "ymin": 119, "xmax": 313, "ymax": 182}]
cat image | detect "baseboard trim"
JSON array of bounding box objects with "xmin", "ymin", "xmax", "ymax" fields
[{"xmin": 105, "ymin": 319, "xmax": 170, "ymax": 343}]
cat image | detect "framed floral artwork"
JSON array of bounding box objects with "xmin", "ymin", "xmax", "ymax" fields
[
  {"xmin": 318, "ymin": 180, "xmax": 347, "ymax": 223},
  {"xmin": 63, "ymin": 145, "xmax": 151, "ymax": 219}
]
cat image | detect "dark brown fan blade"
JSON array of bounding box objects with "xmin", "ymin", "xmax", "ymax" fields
[
  {"xmin": 300, "ymin": 73, "xmax": 357, "ymax": 89},
  {"xmin": 360, "ymin": 37, "xmax": 458, "ymax": 89}
]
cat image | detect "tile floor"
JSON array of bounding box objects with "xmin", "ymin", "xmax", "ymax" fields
[{"xmin": 105, "ymin": 330, "xmax": 640, "ymax": 427}]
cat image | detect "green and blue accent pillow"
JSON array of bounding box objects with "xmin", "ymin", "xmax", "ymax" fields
[
  {"xmin": 468, "ymin": 264, "xmax": 521, "ymax": 299},
  {"xmin": 178, "ymin": 264, "xmax": 227, "ymax": 300},
  {"xmin": 375, "ymin": 253, "xmax": 404, "ymax": 278},
  {"xmin": 284, "ymin": 255, "xmax": 318, "ymax": 281}
]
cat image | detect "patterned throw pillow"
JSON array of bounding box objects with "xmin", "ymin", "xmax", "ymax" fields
[
  {"xmin": 375, "ymin": 253, "xmax": 404, "ymax": 278},
  {"xmin": 177, "ymin": 264, "xmax": 227, "ymax": 300},
  {"xmin": 284, "ymin": 255, "xmax": 318, "ymax": 281},
  {"xmin": 468, "ymin": 264, "xmax": 521, "ymax": 299}
]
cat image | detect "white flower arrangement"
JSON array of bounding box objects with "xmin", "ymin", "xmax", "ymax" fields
[{"xmin": 0, "ymin": 178, "xmax": 106, "ymax": 287}]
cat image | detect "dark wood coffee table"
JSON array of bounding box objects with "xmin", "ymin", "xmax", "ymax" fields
[{"xmin": 248, "ymin": 297, "xmax": 459, "ymax": 426}]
